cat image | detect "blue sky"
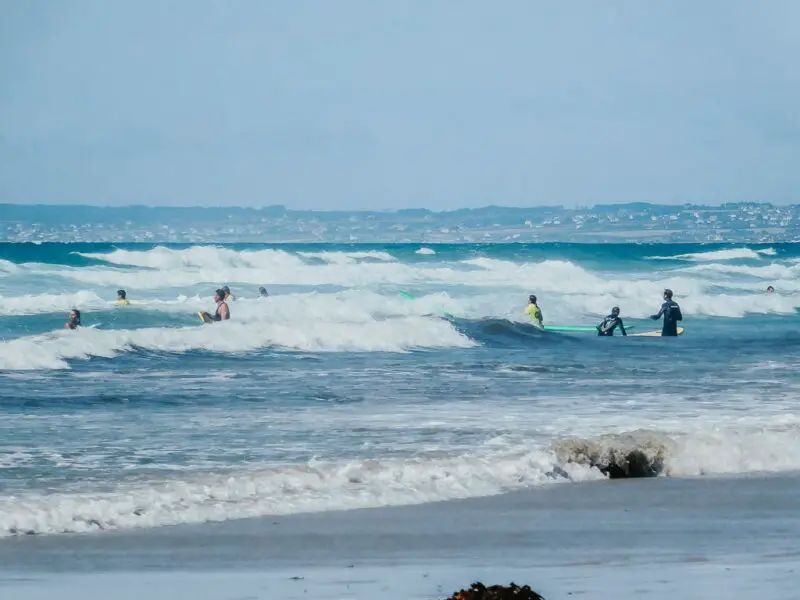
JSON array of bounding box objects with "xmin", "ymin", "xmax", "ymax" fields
[{"xmin": 1, "ymin": 1, "xmax": 798, "ymax": 210}]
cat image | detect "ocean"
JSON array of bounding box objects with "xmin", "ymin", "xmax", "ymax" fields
[{"xmin": 1, "ymin": 241, "xmax": 799, "ymax": 599}]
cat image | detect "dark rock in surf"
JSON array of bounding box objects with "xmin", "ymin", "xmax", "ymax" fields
[{"xmin": 553, "ymin": 431, "xmax": 674, "ymax": 479}]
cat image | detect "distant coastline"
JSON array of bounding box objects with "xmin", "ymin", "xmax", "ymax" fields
[{"xmin": 1, "ymin": 202, "xmax": 797, "ymax": 244}]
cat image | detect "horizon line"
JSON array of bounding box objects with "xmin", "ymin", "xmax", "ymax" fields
[{"xmin": 0, "ymin": 200, "xmax": 790, "ymax": 213}]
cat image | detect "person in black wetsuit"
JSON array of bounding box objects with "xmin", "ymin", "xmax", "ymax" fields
[
  {"xmin": 201, "ymin": 289, "xmax": 230, "ymax": 323},
  {"xmin": 597, "ymin": 306, "xmax": 626, "ymax": 336},
  {"xmin": 651, "ymin": 289, "xmax": 682, "ymax": 336}
]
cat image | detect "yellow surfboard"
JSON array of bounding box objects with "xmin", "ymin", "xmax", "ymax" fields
[
  {"xmin": 630, "ymin": 327, "xmax": 684, "ymax": 337},
  {"xmin": 197, "ymin": 311, "xmax": 214, "ymax": 324}
]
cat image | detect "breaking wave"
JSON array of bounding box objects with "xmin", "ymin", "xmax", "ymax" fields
[
  {"xmin": 0, "ymin": 314, "xmax": 474, "ymax": 370},
  {"xmin": 3, "ymin": 421, "xmax": 799, "ymax": 536}
]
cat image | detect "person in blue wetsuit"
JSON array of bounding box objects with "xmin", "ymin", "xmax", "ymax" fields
[
  {"xmin": 650, "ymin": 289, "xmax": 682, "ymax": 336},
  {"xmin": 597, "ymin": 307, "xmax": 626, "ymax": 336}
]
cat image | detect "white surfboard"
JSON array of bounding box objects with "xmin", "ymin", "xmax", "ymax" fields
[{"xmin": 630, "ymin": 327, "xmax": 684, "ymax": 337}]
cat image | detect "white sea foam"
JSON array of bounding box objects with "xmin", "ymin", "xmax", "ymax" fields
[{"xmin": 416, "ymin": 247, "xmax": 436, "ymax": 255}]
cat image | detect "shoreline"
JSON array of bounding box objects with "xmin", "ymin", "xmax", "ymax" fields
[{"xmin": 2, "ymin": 474, "xmax": 799, "ymax": 598}]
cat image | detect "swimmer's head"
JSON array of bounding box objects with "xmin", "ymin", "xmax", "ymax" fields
[{"xmin": 117, "ymin": 289, "xmax": 126, "ymax": 300}]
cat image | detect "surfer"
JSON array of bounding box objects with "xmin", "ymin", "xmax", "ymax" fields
[
  {"xmin": 116, "ymin": 289, "xmax": 130, "ymax": 305},
  {"xmin": 597, "ymin": 307, "xmax": 626, "ymax": 336},
  {"xmin": 65, "ymin": 309, "xmax": 81, "ymax": 330},
  {"xmin": 525, "ymin": 295, "xmax": 543, "ymax": 328},
  {"xmin": 650, "ymin": 289, "xmax": 682, "ymax": 336},
  {"xmin": 222, "ymin": 286, "xmax": 234, "ymax": 302},
  {"xmin": 259, "ymin": 286, "xmax": 269, "ymax": 297},
  {"xmin": 200, "ymin": 289, "xmax": 230, "ymax": 323}
]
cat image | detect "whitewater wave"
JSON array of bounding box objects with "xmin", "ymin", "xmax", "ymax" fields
[
  {"xmin": 649, "ymin": 248, "xmax": 776, "ymax": 261},
  {"xmin": 0, "ymin": 291, "xmax": 108, "ymax": 316},
  {"xmin": 0, "ymin": 449, "xmax": 599, "ymax": 537},
  {"xmin": 3, "ymin": 421, "xmax": 800, "ymax": 537},
  {"xmin": 686, "ymin": 262, "xmax": 800, "ymax": 280},
  {"xmin": 0, "ymin": 314, "xmax": 474, "ymax": 370},
  {"xmin": 77, "ymin": 246, "xmax": 308, "ymax": 271},
  {"xmin": 0, "ymin": 291, "xmax": 226, "ymax": 317},
  {"xmin": 2, "ymin": 279, "xmax": 797, "ymax": 325},
  {"xmin": 78, "ymin": 247, "xmax": 396, "ymax": 269},
  {"xmin": 297, "ymin": 250, "xmax": 396, "ymax": 264},
  {"xmin": 0, "ymin": 259, "xmax": 18, "ymax": 274},
  {"xmin": 557, "ymin": 422, "xmax": 800, "ymax": 478},
  {"xmin": 3, "ymin": 247, "xmax": 798, "ymax": 322}
]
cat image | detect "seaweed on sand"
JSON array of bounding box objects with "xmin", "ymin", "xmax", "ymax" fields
[{"xmin": 443, "ymin": 581, "xmax": 545, "ymax": 600}]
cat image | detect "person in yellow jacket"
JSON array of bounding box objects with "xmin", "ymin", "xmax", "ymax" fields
[
  {"xmin": 116, "ymin": 289, "xmax": 130, "ymax": 305},
  {"xmin": 525, "ymin": 294, "xmax": 543, "ymax": 328}
]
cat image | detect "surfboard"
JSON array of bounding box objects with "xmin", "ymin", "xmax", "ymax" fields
[
  {"xmin": 197, "ymin": 311, "xmax": 214, "ymax": 324},
  {"xmin": 543, "ymin": 325, "xmax": 636, "ymax": 332},
  {"xmin": 630, "ymin": 327, "xmax": 684, "ymax": 337}
]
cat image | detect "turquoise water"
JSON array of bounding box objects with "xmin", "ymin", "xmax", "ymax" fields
[{"xmin": 0, "ymin": 242, "xmax": 799, "ymax": 536}]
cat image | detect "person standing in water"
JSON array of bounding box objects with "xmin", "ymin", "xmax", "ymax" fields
[
  {"xmin": 200, "ymin": 289, "xmax": 230, "ymax": 322},
  {"xmin": 525, "ymin": 295, "xmax": 543, "ymax": 328},
  {"xmin": 651, "ymin": 289, "xmax": 682, "ymax": 336},
  {"xmin": 65, "ymin": 309, "xmax": 81, "ymax": 329},
  {"xmin": 597, "ymin": 306, "xmax": 627, "ymax": 336},
  {"xmin": 116, "ymin": 289, "xmax": 130, "ymax": 305},
  {"xmin": 258, "ymin": 286, "xmax": 269, "ymax": 297},
  {"xmin": 222, "ymin": 286, "xmax": 234, "ymax": 302}
]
